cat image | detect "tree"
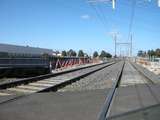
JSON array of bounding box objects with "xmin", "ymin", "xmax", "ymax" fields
[
  {"xmin": 106, "ymin": 52, "xmax": 112, "ymax": 58},
  {"xmin": 78, "ymin": 50, "xmax": 84, "ymax": 57},
  {"xmin": 137, "ymin": 50, "xmax": 144, "ymax": 57},
  {"xmin": 100, "ymin": 50, "xmax": 106, "ymax": 58},
  {"xmin": 99, "ymin": 50, "xmax": 112, "ymax": 58},
  {"xmin": 67, "ymin": 49, "xmax": 77, "ymax": 57},
  {"xmin": 150, "ymin": 49, "xmax": 155, "ymax": 57},
  {"xmin": 84, "ymin": 53, "xmax": 89, "ymax": 57},
  {"xmin": 155, "ymin": 49, "xmax": 160, "ymax": 57},
  {"xmin": 72, "ymin": 51, "xmax": 77, "ymax": 57},
  {"xmin": 139, "ymin": 48, "xmax": 160, "ymax": 58},
  {"xmin": 147, "ymin": 50, "xmax": 151, "ymax": 57},
  {"xmin": 93, "ymin": 51, "xmax": 99, "ymax": 58},
  {"xmin": 61, "ymin": 50, "xmax": 67, "ymax": 56}
]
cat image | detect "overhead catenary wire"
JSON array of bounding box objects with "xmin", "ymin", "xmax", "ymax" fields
[
  {"xmin": 97, "ymin": 4, "xmax": 109, "ymax": 27},
  {"xmin": 128, "ymin": 0, "xmax": 136, "ymax": 41},
  {"xmin": 87, "ymin": 1, "xmax": 109, "ymax": 30},
  {"xmin": 126, "ymin": 0, "xmax": 136, "ymax": 57}
]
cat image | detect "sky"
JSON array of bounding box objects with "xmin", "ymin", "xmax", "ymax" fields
[{"xmin": 0, "ymin": 0, "xmax": 160, "ymax": 56}]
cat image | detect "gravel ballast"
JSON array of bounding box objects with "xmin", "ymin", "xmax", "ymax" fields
[{"xmin": 58, "ymin": 62, "xmax": 123, "ymax": 92}]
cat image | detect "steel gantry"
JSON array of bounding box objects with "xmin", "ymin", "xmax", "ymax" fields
[{"xmin": 113, "ymin": 34, "xmax": 133, "ymax": 57}]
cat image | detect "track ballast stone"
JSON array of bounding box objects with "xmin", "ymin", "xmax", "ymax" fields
[{"xmin": 58, "ymin": 62, "xmax": 123, "ymax": 92}]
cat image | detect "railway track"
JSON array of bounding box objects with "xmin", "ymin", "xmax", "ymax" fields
[
  {"xmin": 98, "ymin": 61, "xmax": 158, "ymax": 120},
  {"xmin": 0, "ymin": 60, "xmax": 159, "ymax": 119},
  {"xmin": 58, "ymin": 61, "xmax": 124, "ymax": 92},
  {"xmin": 0, "ymin": 62, "xmax": 108, "ymax": 89},
  {"xmin": 0, "ymin": 62, "xmax": 116, "ymax": 97}
]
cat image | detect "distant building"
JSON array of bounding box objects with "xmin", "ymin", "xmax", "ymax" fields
[{"xmin": 0, "ymin": 43, "xmax": 55, "ymax": 57}]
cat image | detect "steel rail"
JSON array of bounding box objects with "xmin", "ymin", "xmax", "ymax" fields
[
  {"xmin": 38, "ymin": 62, "xmax": 115, "ymax": 92},
  {"xmin": 105, "ymin": 61, "xmax": 160, "ymax": 120},
  {"xmin": 98, "ymin": 61, "xmax": 125, "ymax": 120},
  {"xmin": 0, "ymin": 62, "xmax": 112, "ymax": 89},
  {"xmin": 0, "ymin": 62, "xmax": 116, "ymax": 105}
]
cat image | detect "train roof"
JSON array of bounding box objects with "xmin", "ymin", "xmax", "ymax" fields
[{"xmin": 0, "ymin": 43, "xmax": 54, "ymax": 55}]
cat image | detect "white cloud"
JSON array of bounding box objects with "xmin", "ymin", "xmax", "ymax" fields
[{"xmin": 81, "ymin": 14, "xmax": 91, "ymax": 20}]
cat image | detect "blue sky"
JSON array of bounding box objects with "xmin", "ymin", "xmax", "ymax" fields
[{"xmin": 0, "ymin": 0, "xmax": 160, "ymax": 56}]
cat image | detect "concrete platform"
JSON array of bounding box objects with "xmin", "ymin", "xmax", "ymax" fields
[
  {"xmin": 0, "ymin": 89, "xmax": 109, "ymax": 120},
  {"xmin": 120, "ymin": 62, "xmax": 147, "ymax": 86},
  {"xmin": 108, "ymin": 103, "xmax": 160, "ymax": 120},
  {"xmin": 109, "ymin": 84, "xmax": 160, "ymax": 118}
]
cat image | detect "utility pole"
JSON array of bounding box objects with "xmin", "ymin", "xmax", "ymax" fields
[
  {"xmin": 114, "ymin": 34, "xmax": 117, "ymax": 58},
  {"xmin": 110, "ymin": 32, "xmax": 118, "ymax": 58},
  {"xmin": 130, "ymin": 34, "xmax": 132, "ymax": 57}
]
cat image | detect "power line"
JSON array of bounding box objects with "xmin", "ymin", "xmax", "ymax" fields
[
  {"xmin": 128, "ymin": 0, "xmax": 136, "ymax": 41},
  {"xmin": 97, "ymin": 4, "xmax": 109, "ymax": 26},
  {"xmin": 87, "ymin": 1, "xmax": 109, "ymax": 30}
]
